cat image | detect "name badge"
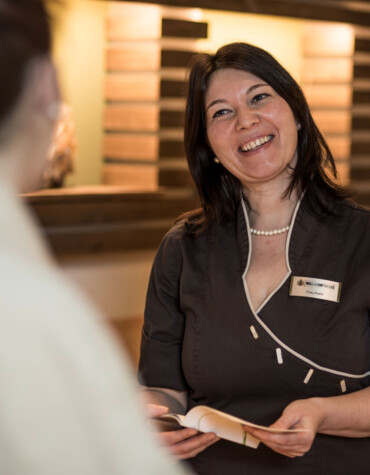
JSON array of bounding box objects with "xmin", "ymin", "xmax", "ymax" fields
[{"xmin": 290, "ymin": 276, "xmax": 341, "ymax": 303}]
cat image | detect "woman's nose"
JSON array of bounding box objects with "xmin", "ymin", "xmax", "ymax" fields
[{"xmin": 235, "ymin": 107, "xmax": 259, "ymax": 131}]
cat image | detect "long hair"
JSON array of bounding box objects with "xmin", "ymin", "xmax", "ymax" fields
[
  {"xmin": 0, "ymin": 0, "xmax": 50, "ymax": 127},
  {"xmin": 184, "ymin": 42, "xmax": 349, "ymax": 233}
]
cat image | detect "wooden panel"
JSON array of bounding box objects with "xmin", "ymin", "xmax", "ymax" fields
[
  {"xmin": 303, "ymin": 23, "xmax": 354, "ymax": 57},
  {"xmin": 106, "ymin": 44, "xmax": 160, "ymax": 71},
  {"xmin": 354, "ymin": 64, "xmax": 370, "ymax": 79},
  {"xmin": 28, "ymin": 189, "xmax": 199, "ymax": 225},
  {"xmin": 326, "ymin": 136, "xmax": 351, "ymax": 160},
  {"xmin": 159, "ymin": 168, "xmax": 193, "ymax": 188},
  {"xmin": 104, "ymin": 105, "xmax": 159, "ymax": 132},
  {"xmin": 355, "ymin": 38, "xmax": 370, "ymax": 53},
  {"xmin": 107, "ymin": 3, "xmax": 161, "ymax": 40},
  {"xmin": 303, "ymin": 84, "xmax": 352, "ymax": 108},
  {"xmin": 353, "ymin": 90, "xmax": 370, "ymax": 105},
  {"xmin": 103, "ymin": 134, "xmax": 158, "ymax": 161},
  {"xmin": 103, "ymin": 163, "xmax": 158, "ymax": 188},
  {"xmin": 352, "ymin": 141, "xmax": 370, "ymax": 155},
  {"xmin": 105, "ymin": 74, "xmax": 159, "ymax": 101},
  {"xmin": 161, "ymin": 49, "xmax": 196, "ymax": 68},
  {"xmin": 302, "ymin": 58, "xmax": 353, "ymax": 83},
  {"xmin": 161, "ymin": 18, "xmax": 208, "ymax": 39},
  {"xmin": 160, "ymin": 79, "xmax": 187, "ymax": 97},
  {"xmin": 160, "ymin": 110, "xmax": 184, "ymax": 128},
  {"xmin": 352, "ymin": 116, "xmax": 370, "ymax": 130},
  {"xmin": 350, "ymin": 166, "xmax": 370, "ymax": 181},
  {"xmin": 122, "ymin": 1, "xmax": 370, "ymax": 27},
  {"xmin": 159, "ymin": 139, "xmax": 185, "ymax": 158},
  {"xmin": 311, "ymin": 110, "xmax": 351, "ymax": 135}
]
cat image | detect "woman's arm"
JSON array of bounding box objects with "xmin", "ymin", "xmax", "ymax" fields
[
  {"xmin": 244, "ymin": 387, "xmax": 370, "ymax": 458},
  {"xmin": 141, "ymin": 386, "xmax": 219, "ymax": 460},
  {"xmin": 310, "ymin": 386, "xmax": 370, "ymax": 437}
]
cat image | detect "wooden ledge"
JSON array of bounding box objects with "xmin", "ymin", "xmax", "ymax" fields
[{"xmin": 24, "ymin": 186, "xmax": 199, "ymax": 257}]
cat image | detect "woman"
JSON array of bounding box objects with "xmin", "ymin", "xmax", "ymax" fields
[
  {"xmin": 139, "ymin": 42, "xmax": 370, "ymax": 474},
  {"xmin": 0, "ymin": 1, "xmax": 189, "ymax": 474}
]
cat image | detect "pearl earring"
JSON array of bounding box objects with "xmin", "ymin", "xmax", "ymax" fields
[
  {"xmin": 297, "ymin": 123, "xmax": 302, "ymax": 131},
  {"xmin": 214, "ymin": 157, "xmax": 220, "ymax": 164}
]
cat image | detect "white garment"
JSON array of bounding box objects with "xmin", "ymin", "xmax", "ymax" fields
[{"xmin": 0, "ymin": 180, "xmax": 189, "ymax": 475}]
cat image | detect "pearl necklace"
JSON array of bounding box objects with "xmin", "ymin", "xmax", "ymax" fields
[{"xmin": 250, "ymin": 225, "xmax": 290, "ymax": 236}]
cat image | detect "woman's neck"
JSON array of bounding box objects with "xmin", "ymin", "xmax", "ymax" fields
[{"xmin": 243, "ymin": 184, "xmax": 299, "ymax": 230}]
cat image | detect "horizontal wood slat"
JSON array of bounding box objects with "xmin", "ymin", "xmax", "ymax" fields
[
  {"xmin": 161, "ymin": 49, "xmax": 197, "ymax": 68},
  {"xmin": 352, "ymin": 141, "xmax": 370, "ymax": 155},
  {"xmin": 107, "ymin": 4, "xmax": 160, "ymax": 40},
  {"xmin": 105, "ymin": 74, "xmax": 159, "ymax": 101},
  {"xmin": 302, "ymin": 58, "xmax": 353, "ymax": 83},
  {"xmin": 161, "ymin": 18, "xmax": 208, "ymax": 38},
  {"xmin": 353, "ymin": 90, "xmax": 370, "ymax": 104},
  {"xmin": 103, "ymin": 164, "xmax": 158, "ymax": 188},
  {"xmin": 26, "ymin": 188, "xmax": 200, "ymax": 256},
  {"xmin": 312, "ymin": 110, "xmax": 351, "ymax": 135},
  {"xmin": 303, "ymin": 24, "xmax": 354, "ymax": 57},
  {"xmin": 160, "ymin": 110, "xmax": 184, "ymax": 128},
  {"xmin": 350, "ymin": 167, "xmax": 370, "ymax": 181},
  {"xmin": 303, "ymin": 84, "xmax": 352, "ymax": 108},
  {"xmin": 352, "ymin": 116, "xmax": 370, "ymax": 130},
  {"xmin": 160, "ymin": 79, "xmax": 187, "ymax": 97},
  {"xmin": 159, "ymin": 139, "xmax": 185, "ymax": 158},
  {"xmin": 354, "ymin": 64, "xmax": 370, "ymax": 79},
  {"xmin": 104, "ymin": 105, "xmax": 159, "ymax": 131},
  {"xmin": 106, "ymin": 44, "xmax": 160, "ymax": 71},
  {"xmin": 355, "ymin": 38, "xmax": 370, "ymax": 53},
  {"xmin": 103, "ymin": 134, "xmax": 158, "ymax": 161},
  {"xmin": 159, "ymin": 168, "xmax": 193, "ymax": 187},
  {"xmin": 121, "ymin": 0, "xmax": 370, "ymax": 27}
]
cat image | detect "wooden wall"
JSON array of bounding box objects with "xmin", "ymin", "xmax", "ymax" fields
[
  {"xmin": 103, "ymin": 3, "xmax": 205, "ymax": 190},
  {"xmin": 351, "ymin": 26, "xmax": 370, "ymax": 206},
  {"xmin": 302, "ymin": 23, "xmax": 354, "ymax": 187}
]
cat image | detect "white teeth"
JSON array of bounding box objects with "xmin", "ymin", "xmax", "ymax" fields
[{"xmin": 240, "ymin": 135, "xmax": 272, "ymax": 152}]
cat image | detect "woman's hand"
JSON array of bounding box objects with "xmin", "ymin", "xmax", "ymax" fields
[
  {"xmin": 158, "ymin": 427, "xmax": 219, "ymax": 460},
  {"xmin": 244, "ymin": 398, "xmax": 325, "ymax": 458},
  {"xmin": 146, "ymin": 403, "xmax": 219, "ymax": 460}
]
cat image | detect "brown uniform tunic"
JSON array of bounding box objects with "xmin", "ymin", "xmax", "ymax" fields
[{"xmin": 140, "ymin": 192, "xmax": 370, "ymax": 474}]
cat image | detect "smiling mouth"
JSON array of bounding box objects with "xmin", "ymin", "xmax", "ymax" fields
[{"xmin": 239, "ymin": 135, "xmax": 273, "ymax": 152}]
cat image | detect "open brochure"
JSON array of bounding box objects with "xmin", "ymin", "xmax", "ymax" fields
[{"xmin": 158, "ymin": 405, "xmax": 307, "ymax": 449}]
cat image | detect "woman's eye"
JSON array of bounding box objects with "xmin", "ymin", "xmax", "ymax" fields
[
  {"xmin": 252, "ymin": 93, "xmax": 268, "ymax": 103},
  {"xmin": 212, "ymin": 109, "xmax": 229, "ymax": 119}
]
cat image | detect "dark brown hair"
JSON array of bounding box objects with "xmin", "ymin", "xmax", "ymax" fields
[
  {"xmin": 0, "ymin": 0, "xmax": 51, "ymax": 126},
  {"xmin": 183, "ymin": 42, "xmax": 349, "ymax": 233}
]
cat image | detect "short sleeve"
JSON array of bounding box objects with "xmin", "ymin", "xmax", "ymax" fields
[{"xmin": 139, "ymin": 227, "xmax": 188, "ymax": 390}]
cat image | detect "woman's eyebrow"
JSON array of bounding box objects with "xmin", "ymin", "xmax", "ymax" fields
[{"xmin": 206, "ymin": 83, "xmax": 268, "ymax": 111}]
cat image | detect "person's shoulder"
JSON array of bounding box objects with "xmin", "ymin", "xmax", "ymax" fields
[
  {"xmin": 164, "ymin": 207, "xmax": 207, "ymax": 241},
  {"xmin": 334, "ymin": 198, "xmax": 370, "ymax": 222}
]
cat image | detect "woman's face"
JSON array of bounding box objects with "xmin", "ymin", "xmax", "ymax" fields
[{"xmin": 205, "ymin": 68, "xmax": 299, "ymax": 190}]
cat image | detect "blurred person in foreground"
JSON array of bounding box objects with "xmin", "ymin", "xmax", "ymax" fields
[
  {"xmin": 0, "ymin": 1, "xmax": 190, "ymax": 474},
  {"xmin": 139, "ymin": 42, "xmax": 370, "ymax": 474}
]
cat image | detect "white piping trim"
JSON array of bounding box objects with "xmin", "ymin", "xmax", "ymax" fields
[{"xmin": 240, "ymin": 197, "xmax": 370, "ymax": 380}]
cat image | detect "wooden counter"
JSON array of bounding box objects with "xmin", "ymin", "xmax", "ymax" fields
[{"xmin": 25, "ymin": 186, "xmax": 199, "ymax": 257}]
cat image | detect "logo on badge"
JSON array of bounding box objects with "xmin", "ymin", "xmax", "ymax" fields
[{"xmin": 297, "ymin": 279, "xmax": 306, "ymax": 287}]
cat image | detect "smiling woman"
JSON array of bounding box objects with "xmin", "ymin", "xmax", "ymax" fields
[
  {"xmin": 138, "ymin": 41, "xmax": 370, "ymax": 474},
  {"xmin": 205, "ymin": 69, "xmax": 299, "ymax": 188}
]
